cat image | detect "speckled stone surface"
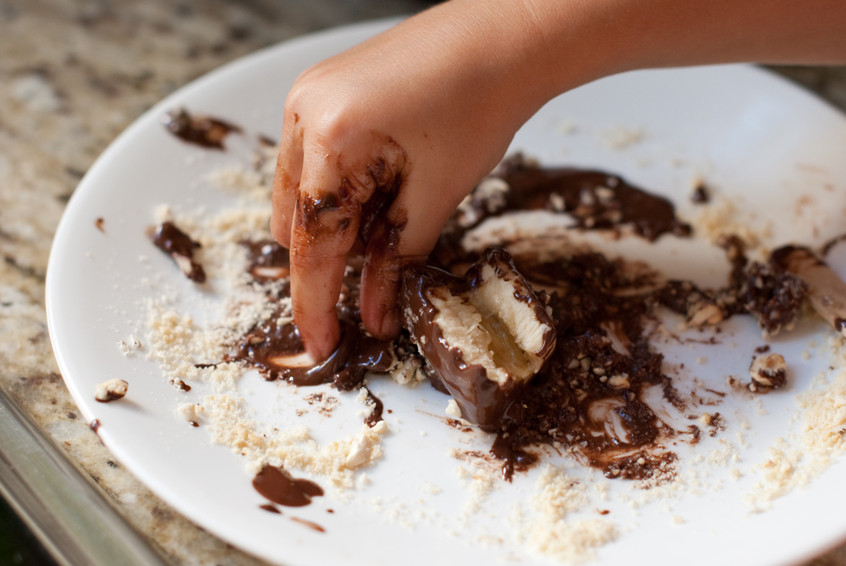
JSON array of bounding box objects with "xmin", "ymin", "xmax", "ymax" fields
[{"xmin": 1, "ymin": 1, "xmax": 846, "ymax": 564}]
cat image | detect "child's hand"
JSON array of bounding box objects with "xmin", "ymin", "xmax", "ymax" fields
[
  {"xmin": 271, "ymin": 0, "xmax": 846, "ymax": 361},
  {"xmin": 271, "ymin": 1, "xmax": 551, "ymax": 360}
]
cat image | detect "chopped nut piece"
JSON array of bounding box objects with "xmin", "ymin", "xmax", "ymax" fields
[
  {"xmin": 176, "ymin": 402, "xmax": 204, "ymax": 427},
  {"xmin": 95, "ymin": 379, "xmax": 129, "ymax": 403},
  {"xmin": 607, "ymin": 374, "xmax": 631, "ymax": 389},
  {"xmin": 687, "ymin": 301, "xmax": 723, "ymax": 327},
  {"xmin": 748, "ymin": 352, "xmax": 787, "ymax": 391}
]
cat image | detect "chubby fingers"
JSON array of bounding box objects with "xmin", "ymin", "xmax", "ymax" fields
[{"xmin": 274, "ymin": 126, "xmax": 440, "ymax": 355}]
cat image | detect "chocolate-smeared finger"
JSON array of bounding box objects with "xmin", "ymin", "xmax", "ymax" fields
[
  {"xmin": 289, "ymin": 152, "xmax": 363, "ymax": 360},
  {"xmin": 270, "ymin": 111, "xmax": 305, "ymax": 248},
  {"xmin": 289, "ymin": 247, "xmax": 346, "ymax": 361},
  {"xmin": 359, "ymin": 163, "xmax": 471, "ymax": 340},
  {"xmin": 772, "ymin": 245, "xmax": 846, "ymax": 336}
]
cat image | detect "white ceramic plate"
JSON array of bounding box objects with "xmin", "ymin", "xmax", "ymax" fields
[{"xmin": 47, "ymin": 18, "xmax": 846, "ymax": 566}]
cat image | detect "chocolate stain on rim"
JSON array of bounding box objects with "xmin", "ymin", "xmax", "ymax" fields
[{"xmin": 88, "ymin": 419, "xmax": 104, "ymax": 445}]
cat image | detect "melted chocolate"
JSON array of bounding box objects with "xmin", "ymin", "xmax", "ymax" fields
[
  {"xmin": 242, "ymin": 240, "xmax": 290, "ymax": 284},
  {"xmin": 502, "ymin": 165, "xmax": 690, "ymax": 240},
  {"xmin": 653, "ymin": 239, "xmax": 807, "ymax": 337},
  {"xmin": 490, "ymin": 434, "xmax": 537, "ymax": 481},
  {"xmin": 362, "ymin": 387, "xmax": 384, "ymax": 428},
  {"xmin": 209, "ymin": 158, "xmax": 817, "ymax": 482},
  {"xmin": 151, "ymin": 221, "xmax": 206, "ymax": 283},
  {"xmin": 94, "ymin": 391, "xmax": 125, "ymax": 403},
  {"xmin": 228, "ymin": 317, "xmax": 393, "ymax": 390},
  {"xmin": 162, "ymin": 108, "xmax": 242, "ymax": 150},
  {"xmin": 483, "ymin": 238, "xmax": 808, "ymax": 479},
  {"xmin": 252, "ymin": 465, "xmax": 323, "ymax": 507},
  {"xmin": 438, "ymin": 156, "xmax": 690, "ymax": 255}
]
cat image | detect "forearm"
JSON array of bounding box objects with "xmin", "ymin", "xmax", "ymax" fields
[
  {"xmin": 272, "ymin": 0, "xmax": 845, "ymax": 357},
  {"xmin": 414, "ymin": 0, "xmax": 846, "ymax": 125},
  {"xmin": 538, "ymin": 0, "xmax": 846, "ymax": 71}
]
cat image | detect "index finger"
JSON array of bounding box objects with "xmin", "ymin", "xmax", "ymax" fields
[{"xmin": 289, "ymin": 151, "xmax": 362, "ymax": 361}]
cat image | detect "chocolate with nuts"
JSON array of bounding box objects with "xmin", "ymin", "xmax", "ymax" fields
[{"xmin": 151, "ymin": 221, "xmax": 206, "ymax": 283}]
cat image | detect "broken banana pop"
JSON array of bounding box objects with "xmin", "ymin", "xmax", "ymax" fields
[
  {"xmin": 401, "ymin": 248, "xmax": 556, "ymax": 430},
  {"xmin": 772, "ymin": 245, "xmax": 846, "ymax": 337}
]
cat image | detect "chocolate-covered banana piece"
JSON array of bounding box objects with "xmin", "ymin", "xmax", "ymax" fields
[{"xmin": 401, "ymin": 248, "xmax": 556, "ymax": 430}]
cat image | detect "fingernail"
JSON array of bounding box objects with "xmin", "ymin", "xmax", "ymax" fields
[
  {"xmin": 301, "ymin": 320, "xmax": 339, "ymax": 362},
  {"xmin": 378, "ymin": 308, "xmax": 401, "ymax": 340}
]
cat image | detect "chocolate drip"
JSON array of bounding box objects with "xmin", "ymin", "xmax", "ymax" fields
[
  {"xmin": 490, "ymin": 434, "xmax": 537, "ymax": 481},
  {"xmin": 289, "ymin": 517, "xmax": 326, "ymax": 533},
  {"xmin": 690, "ymin": 183, "xmax": 710, "ymax": 204}
]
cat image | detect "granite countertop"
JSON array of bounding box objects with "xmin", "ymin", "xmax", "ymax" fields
[{"xmin": 2, "ymin": 1, "xmax": 846, "ymax": 564}]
